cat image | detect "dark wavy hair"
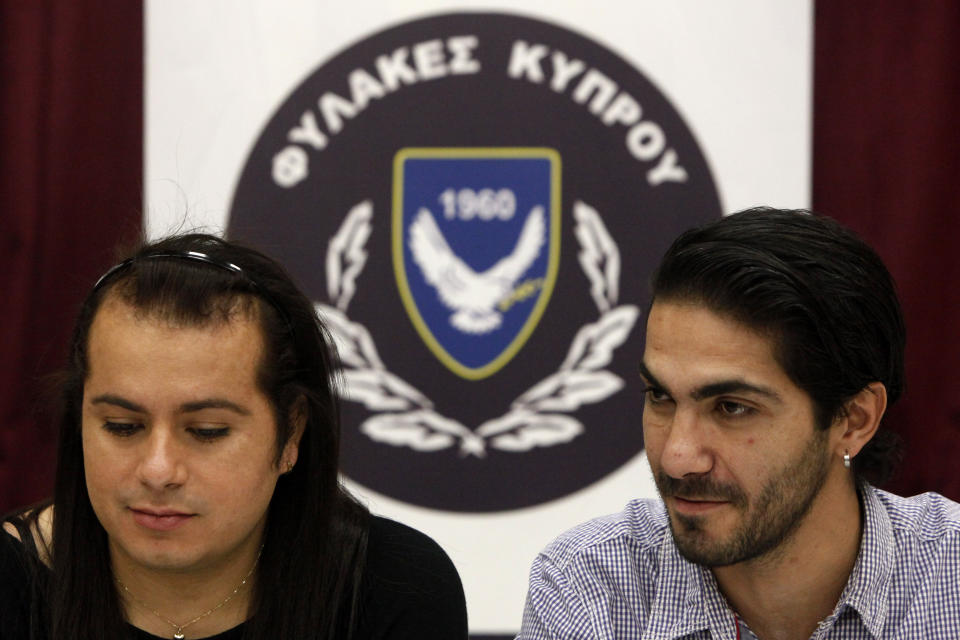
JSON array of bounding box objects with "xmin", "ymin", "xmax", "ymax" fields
[
  {"xmin": 650, "ymin": 208, "xmax": 905, "ymax": 485},
  {"xmin": 11, "ymin": 233, "xmax": 369, "ymax": 639}
]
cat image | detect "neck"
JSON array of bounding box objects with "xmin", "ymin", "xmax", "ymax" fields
[
  {"xmin": 111, "ymin": 527, "xmax": 264, "ymax": 639},
  {"xmin": 711, "ymin": 473, "xmax": 862, "ymax": 640}
]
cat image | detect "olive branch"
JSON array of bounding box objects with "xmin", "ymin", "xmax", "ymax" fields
[{"xmin": 316, "ymin": 199, "xmax": 638, "ymax": 456}]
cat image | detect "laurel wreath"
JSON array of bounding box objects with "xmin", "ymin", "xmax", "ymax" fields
[{"xmin": 316, "ymin": 199, "xmax": 639, "ymax": 456}]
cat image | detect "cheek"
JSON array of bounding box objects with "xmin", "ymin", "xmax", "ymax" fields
[
  {"xmin": 198, "ymin": 460, "xmax": 279, "ymax": 533},
  {"xmin": 81, "ymin": 425, "xmax": 115, "ymax": 490},
  {"xmin": 199, "ymin": 444, "xmax": 280, "ymax": 500},
  {"xmin": 641, "ymin": 414, "xmax": 667, "ymax": 458},
  {"xmin": 81, "ymin": 428, "xmax": 130, "ymax": 522},
  {"xmin": 715, "ymin": 446, "xmax": 777, "ymax": 492}
]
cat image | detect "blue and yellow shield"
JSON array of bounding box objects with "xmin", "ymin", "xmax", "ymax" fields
[{"xmin": 393, "ymin": 148, "xmax": 561, "ymax": 380}]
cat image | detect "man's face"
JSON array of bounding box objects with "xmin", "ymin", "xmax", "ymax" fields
[
  {"xmin": 81, "ymin": 297, "xmax": 297, "ymax": 575},
  {"xmin": 642, "ymin": 301, "xmax": 833, "ymax": 567}
]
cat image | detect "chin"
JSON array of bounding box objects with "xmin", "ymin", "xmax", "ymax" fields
[
  {"xmin": 112, "ymin": 534, "xmax": 199, "ymax": 569},
  {"xmin": 669, "ymin": 516, "xmax": 738, "ymax": 565}
]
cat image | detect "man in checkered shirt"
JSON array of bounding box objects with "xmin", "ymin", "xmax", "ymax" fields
[{"xmin": 520, "ymin": 208, "xmax": 960, "ymax": 639}]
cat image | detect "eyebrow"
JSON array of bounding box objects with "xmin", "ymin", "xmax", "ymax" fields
[
  {"xmin": 638, "ymin": 361, "xmax": 665, "ymax": 391},
  {"xmin": 691, "ymin": 380, "xmax": 782, "ymax": 403},
  {"xmin": 179, "ymin": 399, "xmax": 252, "ymax": 415},
  {"xmin": 90, "ymin": 394, "xmax": 146, "ymax": 413},
  {"xmin": 638, "ymin": 361, "xmax": 783, "ymax": 404},
  {"xmin": 90, "ymin": 394, "xmax": 252, "ymax": 416}
]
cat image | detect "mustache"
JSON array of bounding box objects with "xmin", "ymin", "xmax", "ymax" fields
[{"xmin": 655, "ymin": 472, "xmax": 748, "ymax": 507}]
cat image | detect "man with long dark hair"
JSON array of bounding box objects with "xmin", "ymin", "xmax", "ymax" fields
[
  {"xmin": 1, "ymin": 234, "xmax": 468, "ymax": 639},
  {"xmin": 520, "ymin": 209, "xmax": 960, "ymax": 639}
]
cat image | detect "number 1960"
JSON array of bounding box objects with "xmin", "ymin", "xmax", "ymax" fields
[{"xmin": 439, "ymin": 188, "xmax": 516, "ymax": 220}]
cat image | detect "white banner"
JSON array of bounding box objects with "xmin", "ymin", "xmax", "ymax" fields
[{"xmin": 146, "ymin": 1, "xmax": 811, "ymax": 633}]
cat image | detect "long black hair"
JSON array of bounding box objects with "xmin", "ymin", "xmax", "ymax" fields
[
  {"xmin": 650, "ymin": 208, "xmax": 906, "ymax": 485},
  {"xmin": 10, "ymin": 233, "xmax": 369, "ymax": 639}
]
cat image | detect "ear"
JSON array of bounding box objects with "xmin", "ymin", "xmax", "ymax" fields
[
  {"xmin": 280, "ymin": 395, "xmax": 307, "ymax": 472},
  {"xmin": 833, "ymin": 382, "xmax": 887, "ymax": 460}
]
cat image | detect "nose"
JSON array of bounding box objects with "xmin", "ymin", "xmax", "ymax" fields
[
  {"xmin": 658, "ymin": 406, "xmax": 714, "ymax": 479},
  {"xmin": 136, "ymin": 427, "xmax": 187, "ymax": 491}
]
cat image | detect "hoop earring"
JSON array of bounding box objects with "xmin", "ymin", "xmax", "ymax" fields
[{"xmin": 843, "ymin": 451, "xmax": 851, "ymax": 469}]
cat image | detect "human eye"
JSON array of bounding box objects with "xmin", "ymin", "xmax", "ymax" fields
[
  {"xmin": 187, "ymin": 426, "xmax": 230, "ymax": 442},
  {"xmin": 103, "ymin": 421, "xmax": 143, "ymax": 437},
  {"xmin": 642, "ymin": 386, "xmax": 673, "ymax": 406},
  {"xmin": 715, "ymin": 400, "xmax": 756, "ymax": 418}
]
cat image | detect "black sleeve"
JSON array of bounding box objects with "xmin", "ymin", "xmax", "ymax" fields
[{"xmin": 354, "ymin": 516, "xmax": 468, "ymax": 640}]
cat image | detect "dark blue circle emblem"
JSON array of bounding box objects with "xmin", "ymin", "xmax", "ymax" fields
[{"xmin": 229, "ymin": 12, "xmax": 721, "ymax": 512}]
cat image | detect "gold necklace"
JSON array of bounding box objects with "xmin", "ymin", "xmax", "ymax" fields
[{"xmin": 116, "ymin": 545, "xmax": 264, "ymax": 640}]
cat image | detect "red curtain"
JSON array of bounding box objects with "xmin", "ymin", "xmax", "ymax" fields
[
  {"xmin": 814, "ymin": 1, "xmax": 960, "ymax": 500},
  {"xmin": 0, "ymin": 0, "xmax": 143, "ymax": 513},
  {"xmin": 1, "ymin": 2, "xmax": 957, "ymax": 515}
]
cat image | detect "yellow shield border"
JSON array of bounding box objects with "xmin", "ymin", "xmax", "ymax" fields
[{"xmin": 392, "ymin": 147, "xmax": 562, "ymax": 380}]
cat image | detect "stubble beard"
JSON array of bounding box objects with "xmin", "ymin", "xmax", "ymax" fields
[{"xmin": 657, "ymin": 429, "xmax": 832, "ymax": 567}]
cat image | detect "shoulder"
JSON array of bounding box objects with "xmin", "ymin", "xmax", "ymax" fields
[
  {"xmin": 357, "ymin": 516, "xmax": 467, "ymax": 640},
  {"xmin": 1, "ymin": 522, "xmax": 29, "ymax": 565},
  {"xmin": 365, "ymin": 515, "xmax": 463, "ymax": 582},
  {"xmin": 0, "ymin": 514, "xmax": 47, "ymax": 637},
  {"xmin": 865, "ymin": 488, "xmax": 960, "ymax": 629},
  {"xmin": 872, "ymin": 486, "xmax": 960, "ymax": 542},
  {"xmin": 0, "ymin": 505, "xmax": 53, "ymax": 595},
  {"xmin": 534, "ymin": 498, "xmax": 671, "ymax": 575},
  {"xmin": 2, "ymin": 504, "xmax": 53, "ymax": 566},
  {"xmin": 521, "ymin": 500, "xmax": 674, "ymax": 638},
  {"xmin": 868, "ymin": 487, "xmax": 960, "ymax": 582}
]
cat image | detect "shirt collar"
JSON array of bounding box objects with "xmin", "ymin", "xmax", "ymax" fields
[
  {"xmin": 828, "ymin": 483, "xmax": 894, "ymax": 637},
  {"xmin": 642, "ymin": 485, "xmax": 895, "ymax": 640},
  {"xmin": 644, "ymin": 516, "xmax": 738, "ymax": 640}
]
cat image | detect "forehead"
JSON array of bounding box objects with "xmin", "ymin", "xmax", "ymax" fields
[
  {"xmin": 86, "ymin": 296, "xmax": 265, "ymax": 393},
  {"xmin": 643, "ymin": 301, "xmax": 791, "ymax": 389}
]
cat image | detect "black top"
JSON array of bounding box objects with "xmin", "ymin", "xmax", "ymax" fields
[{"xmin": 0, "ymin": 515, "xmax": 467, "ymax": 639}]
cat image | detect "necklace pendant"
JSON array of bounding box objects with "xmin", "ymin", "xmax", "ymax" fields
[{"xmin": 173, "ymin": 632, "xmax": 185, "ymax": 640}]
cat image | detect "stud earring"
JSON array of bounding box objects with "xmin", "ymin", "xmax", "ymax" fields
[{"xmin": 843, "ymin": 451, "xmax": 851, "ymax": 469}]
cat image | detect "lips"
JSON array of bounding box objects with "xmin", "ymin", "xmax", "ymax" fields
[
  {"xmin": 671, "ymin": 496, "xmax": 729, "ymax": 515},
  {"xmin": 129, "ymin": 507, "xmax": 195, "ymax": 531}
]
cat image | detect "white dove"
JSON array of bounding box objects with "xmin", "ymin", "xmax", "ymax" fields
[{"xmin": 409, "ymin": 205, "xmax": 546, "ymax": 334}]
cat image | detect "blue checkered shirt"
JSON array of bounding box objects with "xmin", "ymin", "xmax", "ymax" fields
[{"xmin": 520, "ymin": 485, "xmax": 960, "ymax": 639}]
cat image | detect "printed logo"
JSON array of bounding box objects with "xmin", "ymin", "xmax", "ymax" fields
[
  {"xmin": 229, "ymin": 12, "xmax": 722, "ymax": 511},
  {"xmin": 394, "ymin": 148, "xmax": 561, "ymax": 379}
]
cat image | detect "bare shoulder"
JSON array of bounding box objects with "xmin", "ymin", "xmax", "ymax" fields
[
  {"xmin": 35, "ymin": 505, "xmax": 54, "ymax": 550},
  {"xmin": 1, "ymin": 520, "xmax": 19, "ymax": 539},
  {"xmin": 2, "ymin": 505, "xmax": 54, "ymax": 565}
]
